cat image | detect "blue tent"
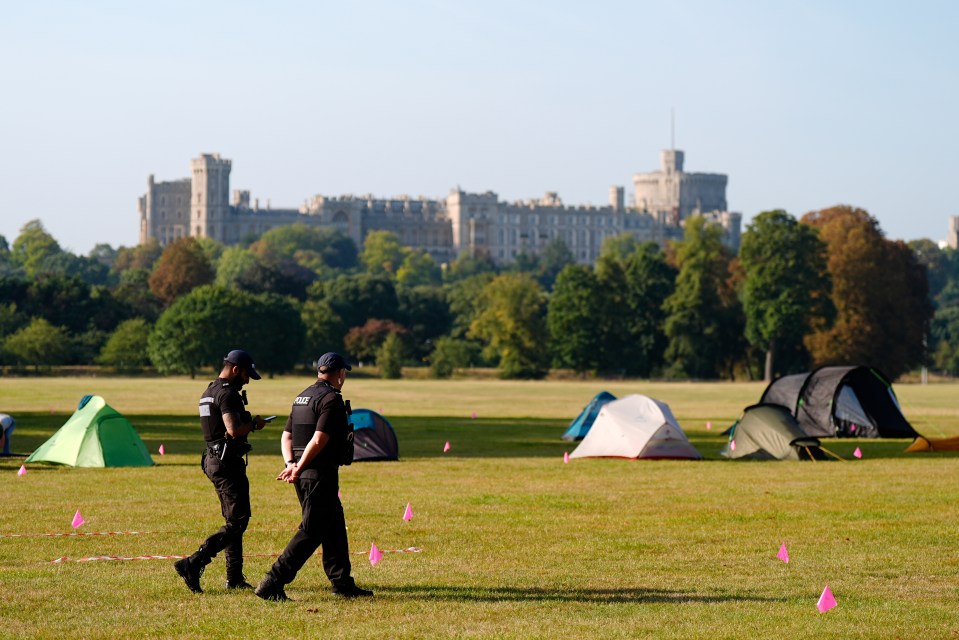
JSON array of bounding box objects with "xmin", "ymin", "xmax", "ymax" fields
[
  {"xmin": 562, "ymin": 391, "xmax": 616, "ymax": 441},
  {"xmin": 351, "ymin": 409, "xmax": 399, "ymax": 461}
]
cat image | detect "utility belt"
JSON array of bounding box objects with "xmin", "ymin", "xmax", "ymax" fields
[{"xmin": 207, "ymin": 438, "xmax": 252, "ymax": 461}]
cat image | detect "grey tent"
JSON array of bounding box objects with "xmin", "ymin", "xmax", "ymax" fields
[
  {"xmin": 722, "ymin": 404, "xmax": 824, "ymax": 461},
  {"xmin": 759, "ymin": 366, "xmax": 918, "ymax": 439}
]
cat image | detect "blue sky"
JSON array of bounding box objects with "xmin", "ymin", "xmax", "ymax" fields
[{"xmin": 2, "ymin": 0, "xmax": 956, "ymax": 254}]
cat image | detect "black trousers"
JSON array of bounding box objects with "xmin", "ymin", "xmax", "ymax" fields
[
  {"xmin": 196, "ymin": 451, "xmax": 250, "ymax": 581},
  {"xmin": 267, "ymin": 470, "xmax": 352, "ymax": 587}
]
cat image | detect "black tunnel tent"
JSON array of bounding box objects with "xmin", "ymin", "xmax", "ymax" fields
[{"xmin": 759, "ymin": 366, "xmax": 918, "ymax": 439}]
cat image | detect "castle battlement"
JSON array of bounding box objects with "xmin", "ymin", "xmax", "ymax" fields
[{"xmin": 140, "ymin": 151, "xmax": 740, "ymax": 265}]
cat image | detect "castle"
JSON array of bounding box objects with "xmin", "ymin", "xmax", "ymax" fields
[{"xmin": 138, "ymin": 151, "xmax": 741, "ymax": 264}]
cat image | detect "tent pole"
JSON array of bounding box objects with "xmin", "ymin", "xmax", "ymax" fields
[{"xmin": 818, "ymin": 446, "xmax": 846, "ymax": 462}]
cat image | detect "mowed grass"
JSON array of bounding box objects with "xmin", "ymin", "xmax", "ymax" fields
[{"xmin": 2, "ymin": 376, "xmax": 959, "ymax": 639}]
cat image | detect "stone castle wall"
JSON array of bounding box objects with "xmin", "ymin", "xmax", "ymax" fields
[{"xmin": 140, "ymin": 151, "xmax": 741, "ymax": 263}]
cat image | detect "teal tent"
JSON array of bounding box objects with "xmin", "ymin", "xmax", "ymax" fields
[
  {"xmin": 562, "ymin": 391, "xmax": 616, "ymax": 441},
  {"xmin": 25, "ymin": 395, "xmax": 154, "ymax": 467}
]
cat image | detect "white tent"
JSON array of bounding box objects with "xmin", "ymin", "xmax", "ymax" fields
[{"xmin": 569, "ymin": 394, "xmax": 701, "ymax": 460}]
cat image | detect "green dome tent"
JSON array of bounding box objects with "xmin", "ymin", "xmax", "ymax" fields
[
  {"xmin": 25, "ymin": 395, "xmax": 154, "ymax": 467},
  {"xmin": 722, "ymin": 404, "xmax": 825, "ymax": 461}
]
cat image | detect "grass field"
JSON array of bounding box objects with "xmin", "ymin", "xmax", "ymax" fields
[{"xmin": 2, "ymin": 376, "xmax": 959, "ymax": 639}]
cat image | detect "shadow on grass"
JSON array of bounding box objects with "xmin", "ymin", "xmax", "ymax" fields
[{"xmin": 372, "ymin": 584, "xmax": 785, "ymax": 604}]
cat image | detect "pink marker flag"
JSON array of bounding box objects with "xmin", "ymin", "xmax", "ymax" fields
[
  {"xmin": 730, "ymin": 440, "xmax": 736, "ymax": 452},
  {"xmin": 563, "ymin": 451, "xmax": 569, "ymax": 464},
  {"xmin": 71, "ymin": 510, "xmax": 85, "ymax": 529},
  {"xmin": 817, "ymin": 585, "xmax": 837, "ymax": 612},
  {"xmin": 338, "ymin": 490, "xmax": 342, "ymax": 499},
  {"xmin": 158, "ymin": 444, "xmax": 165, "ymax": 455},
  {"xmin": 443, "ymin": 441, "xmax": 451, "ymax": 453},
  {"xmin": 777, "ymin": 542, "xmax": 789, "ymax": 563},
  {"xmin": 470, "ymin": 412, "xmax": 477, "ymax": 419},
  {"xmin": 403, "ymin": 502, "xmax": 413, "ymax": 521},
  {"xmin": 369, "ymin": 542, "xmax": 383, "ymax": 566},
  {"xmin": 854, "ymin": 447, "xmax": 862, "ymax": 459},
  {"xmin": 17, "ymin": 465, "xmax": 26, "ymax": 477},
  {"xmin": 706, "ymin": 421, "xmax": 712, "ymax": 430}
]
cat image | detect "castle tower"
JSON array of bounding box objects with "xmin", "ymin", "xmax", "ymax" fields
[{"xmin": 191, "ymin": 153, "xmax": 232, "ymax": 242}]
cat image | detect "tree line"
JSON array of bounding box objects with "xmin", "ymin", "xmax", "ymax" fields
[{"xmin": 0, "ymin": 205, "xmax": 943, "ymax": 381}]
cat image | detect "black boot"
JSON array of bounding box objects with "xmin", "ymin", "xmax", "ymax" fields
[
  {"xmin": 255, "ymin": 575, "xmax": 291, "ymax": 602},
  {"xmin": 174, "ymin": 557, "xmax": 206, "ymax": 594},
  {"xmin": 226, "ymin": 577, "xmax": 254, "ymax": 590},
  {"xmin": 332, "ymin": 579, "xmax": 373, "ymax": 599}
]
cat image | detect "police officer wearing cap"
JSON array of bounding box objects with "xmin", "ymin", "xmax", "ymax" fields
[
  {"xmin": 175, "ymin": 349, "xmax": 267, "ymax": 594},
  {"xmin": 255, "ymin": 352, "xmax": 372, "ymax": 601}
]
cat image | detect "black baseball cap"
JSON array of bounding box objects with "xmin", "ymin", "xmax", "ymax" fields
[
  {"xmin": 224, "ymin": 349, "xmax": 261, "ymax": 380},
  {"xmin": 317, "ymin": 352, "xmax": 352, "ymax": 373}
]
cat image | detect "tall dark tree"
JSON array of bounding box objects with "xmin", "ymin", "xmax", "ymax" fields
[
  {"xmin": 547, "ymin": 264, "xmax": 605, "ymax": 374},
  {"xmin": 663, "ymin": 217, "xmax": 741, "ymax": 379},
  {"xmin": 397, "ymin": 286, "xmax": 452, "ymax": 362},
  {"xmin": 620, "ymin": 243, "xmax": 677, "ymax": 376},
  {"xmin": 740, "ymin": 210, "xmax": 834, "ymax": 381}
]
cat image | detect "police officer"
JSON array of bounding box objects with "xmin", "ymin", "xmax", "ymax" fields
[
  {"xmin": 174, "ymin": 349, "xmax": 267, "ymax": 594},
  {"xmin": 255, "ymin": 352, "xmax": 372, "ymax": 601}
]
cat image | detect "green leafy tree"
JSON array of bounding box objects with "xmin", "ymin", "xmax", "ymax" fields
[
  {"xmin": 802, "ymin": 206, "xmax": 932, "ymax": 378},
  {"xmin": 469, "ymin": 273, "xmax": 549, "ymax": 379},
  {"xmin": 24, "ymin": 274, "xmax": 94, "ymax": 334},
  {"xmin": 443, "ymin": 252, "xmax": 498, "ymax": 282},
  {"xmin": 376, "ymin": 332, "xmax": 405, "ymax": 379},
  {"xmin": 908, "ymin": 239, "xmax": 950, "ymax": 302},
  {"xmin": 251, "ymin": 223, "xmax": 357, "ymax": 272},
  {"xmin": 98, "ymin": 318, "xmax": 152, "ymax": 371},
  {"xmin": 663, "ymin": 217, "xmax": 741, "ymax": 379},
  {"xmin": 4, "ymin": 317, "xmax": 71, "ymax": 370},
  {"xmin": 216, "ymin": 246, "xmax": 261, "ymax": 289},
  {"xmin": 10, "ymin": 220, "xmax": 63, "ymax": 278},
  {"xmin": 113, "ymin": 269, "xmax": 162, "ymax": 321},
  {"xmin": 396, "ymin": 250, "xmax": 441, "ymax": 287},
  {"xmin": 619, "ymin": 243, "xmax": 677, "ymax": 377},
  {"xmin": 148, "ymin": 238, "xmax": 215, "ymax": 306},
  {"xmin": 598, "ymin": 233, "xmax": 642, "ymax": 264},
  {"xmin": 740, "ymin": 210, "xmax": 834, "ymax": 380},
  {"xmin": 112, "ymin": 240, "xmax": 162, "ymax": 273},
  {"xmin": 361, "ymin": 230, "xmax": 408, "ymax": 276},
  {"xmin": 428, "ymin": 337, "xmax": 478, "ymax": 378},
  {"xmin": 446, "ymin": 273, "xmax": 495, "ymax": 340},
  {"xmin": 89, "ymin": 243, "xmax": 118, "ymax": 268},
  {"xmin": 301, "ymin": 297, "xmax": 349, "ymax": 356},
  {"xmin": 148, "ymin": 285, "xmax": 305, "ymax": 376},
  {"xmin": 547, "ymin": 264, "xmax": 604, "ymax": 374},
  {"xmin": 321, "ymin": 273, "xmax": 399, "ymax": 329},
  {"xmin": 397, "ymin": 286, "xmax": 452, "ymax": 362}
]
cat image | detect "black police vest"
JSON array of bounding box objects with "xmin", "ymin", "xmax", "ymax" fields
[{"xmin": 289, "ymin": 382, "xmax": 335, "ymax": 452}]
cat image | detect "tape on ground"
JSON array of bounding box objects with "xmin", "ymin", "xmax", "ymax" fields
[{"xmin": 48, "ymin": 547, "xmax": 422, "ymax": 564}]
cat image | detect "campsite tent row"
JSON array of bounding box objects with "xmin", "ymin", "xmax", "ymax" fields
[{"xmin": 26, "ymin": 396, "xmax": 400, "ymax": 467}]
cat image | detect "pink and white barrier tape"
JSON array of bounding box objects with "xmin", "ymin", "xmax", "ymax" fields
[
  {"xmin": 48, "ymin": 547, "xmax": 422, "ymax": 564},
  {"xmin": 1, "ymin": 531, "xmax": 147, "ymax": 539}
]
